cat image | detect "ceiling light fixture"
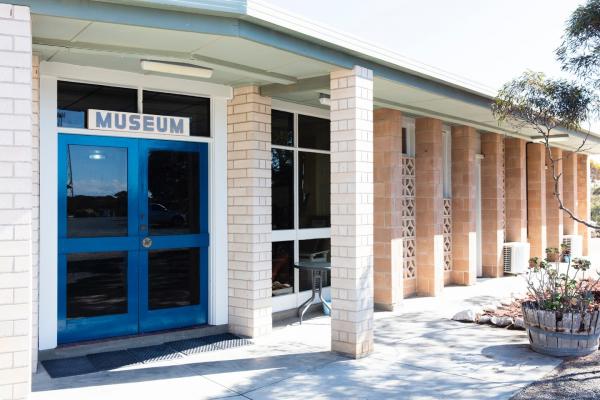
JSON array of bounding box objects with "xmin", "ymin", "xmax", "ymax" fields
[
  {"xmin": 319, "ymin": 93, "xmax": 330, "ymax": 106},
  {"xmin": 140, "ymin": 60, "xmax": 213, "ymax": 79}
]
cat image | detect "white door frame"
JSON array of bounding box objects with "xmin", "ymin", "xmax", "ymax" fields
[{"xmin": 38, "ymin": 62, "xmax": 232, "ymax": 349}]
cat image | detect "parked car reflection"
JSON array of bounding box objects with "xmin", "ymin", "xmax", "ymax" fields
[{"xmin": 149, "ymin": 203, "xmax": 187, "ymax": 228}]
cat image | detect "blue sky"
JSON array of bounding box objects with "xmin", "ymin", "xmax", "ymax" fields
[{"xmin": 264, "ymin": 0, "xmax": 582, "ymax": 91}]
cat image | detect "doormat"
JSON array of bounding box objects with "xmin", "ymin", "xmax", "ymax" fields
[{"xmin": 42, "ymin": 333, "xmax": 252, "ymax": 379}]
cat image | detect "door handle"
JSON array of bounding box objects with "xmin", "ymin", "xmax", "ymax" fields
[{"xmin": 142, "ymin": 237, "xmax": 153, "ymax": 248}]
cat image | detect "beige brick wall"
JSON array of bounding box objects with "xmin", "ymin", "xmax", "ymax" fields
[
  {"xmin": 577, "ymin": 154, "xmax": 590, "ymax": 255},
  {"xmin": 527, "ymin": 143, "xmax": 547, "ymax": 258},
  {"xmin": 450, "ymin": 125, "xmax": 478, "ymax": 286},
  {"xmin": 373, "ymin": 108, "xmax": 403, "ymax": 310},
  {"xmin": 226, "ymin": 86, "xmax": 272, "ymax": 338},
  {"xmin": 562, "ymin": 151, "xmax": 578, "ymax": 235},
  {"xmin": 545, "ymin": 148, "xmax": 563, "ymax": 249},
  {"xmin": 415, "ymin": 118, "xmax": 444, "ymax": 295},
  {"xmin": 481, "ymin": 132, "xmax": 505, "ymax": 278},
  {"xmin": 504, "ymin": 138, "xmax": 527, "ymax": 242},
  {"xmin": 330, "ymin": 66, "xmax": 374, "ymax": 358},
  {"xmin": 0, "ymin": 4, "xmax": 33, "ymax": 399}
]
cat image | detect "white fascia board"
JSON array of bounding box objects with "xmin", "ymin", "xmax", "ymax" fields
[{"xmin": 244, "ymin": 0, "xmax": 497, "ymax": 98}]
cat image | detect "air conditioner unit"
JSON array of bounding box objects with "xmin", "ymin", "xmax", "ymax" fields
[
  {"xmin": 562, "ymin": 235, "xmax": 583, "ymax": 258},
  {"xmin": 503, "ymin": 242, "xmax": 530, "ymax": 274}
]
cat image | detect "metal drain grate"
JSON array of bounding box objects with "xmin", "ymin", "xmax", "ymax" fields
[{"xmin": 42, "ymin": 333, "xmax": 252, "ymax": 378}]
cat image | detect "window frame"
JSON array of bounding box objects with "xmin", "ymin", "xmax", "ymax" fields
[{"xmin": 270, "ymin": 102, "xmax": 331, "ymax": 312}]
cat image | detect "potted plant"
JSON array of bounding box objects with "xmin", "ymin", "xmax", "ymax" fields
[{"xmin": 523, "ymin": 245, "xmax": 600, "ymax": 357}]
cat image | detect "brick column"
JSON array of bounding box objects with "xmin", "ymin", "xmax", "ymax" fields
[
  {"xmin": 0, "ymin": 4, "xmax": 33, "ymax": 399},
  {"xmin": 527, "ymin": 143, "xmax": 546, "ymax": 258},
  {"xmin": 450, "ymin": 126, "xmax": 478, "ymax": 285},
  {"xmin": 227, "ymin": 86, "xmax": 272, "ymax": 338},
  {"xmin": 562, "ymin": 151, "xmax": 578, "ymax": 235},
  {"xmin": 31, "ymin": 54, "xmax": 39, "ymax": 373},
  {"xmin": 577, "ymin": 154, "xmax": 590, "ymax": 255},
  {"xmin": 546, "ymin": 148, "xmax": 563, "ymax": 249},
  {"xmin": 373, "ymin": 108, "xmax": 403, "ymax": 311},
  {"xmin": 330, "ymin": 66, "xmax": 374, "ymax": 358},
  {"xmin": 415, "ymin": 118, "xmax": 444, "ymax": 295},
  {"xmin": 504, "ymin": 138, "xmax": 527, "ymax": 242},
  {"xmin": 480, "ymin": 133, "xmax": 505, "ymax": 277}
]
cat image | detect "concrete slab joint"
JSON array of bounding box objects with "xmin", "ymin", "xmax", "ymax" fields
[
  {"xmin": 330, "ymin": 66, "xmax": 374, "ymax": 358},
  {"xmin": 226, "ymin": 85, "xmax": 273, "ymax": 338},
  {"xmin": 0, "ymin": 4, "xmax": 34, "ymax": 400}
]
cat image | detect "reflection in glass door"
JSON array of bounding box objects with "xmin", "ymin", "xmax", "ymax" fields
[{"xmin": 58, "ymin": 134, "xmax": 208, "ymax": 344}]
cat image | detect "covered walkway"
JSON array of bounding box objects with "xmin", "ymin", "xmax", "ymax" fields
[{"xmin": 32, "ymin": 276, "xmax": 560, "ymax": 400}]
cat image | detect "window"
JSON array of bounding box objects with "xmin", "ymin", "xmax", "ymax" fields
[
  {"xmin": 57, "ymin": 81, "xmax": 211, "ymax": 137},
  {"xmin": 271, "ymin": 109, "xmax": 331, "ymax": 298},
  {"xmin": 58, "ymin": 81, "xmax": 137, "ymax": 129},
  {"xmin": 143, "ymin": 90, "xmax": 210, "ymax": 137}
]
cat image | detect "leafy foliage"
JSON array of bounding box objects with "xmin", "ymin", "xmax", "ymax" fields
[
  {"xmin": 527, "ymin": 246, "xmax": 600, "ymax": 313},
  {"xmin": 557, "ymin": 0, "xmax": 600, "ymax": 87},
  {"xmin": 492, "ymin": 71, "xmax": 597, "ymax": 133}
]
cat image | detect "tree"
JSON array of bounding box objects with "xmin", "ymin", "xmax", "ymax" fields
[{"xmin": 493, "ymin": 0, "xmax": 600, "ymax": 230}]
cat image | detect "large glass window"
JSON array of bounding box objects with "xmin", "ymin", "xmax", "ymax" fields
[
  {"xmin": 57, "ymin": 81, "xmax": 137, "ymax": 129},
  {"xmin": 143, "ymin": 90, "xmax": 210, "ymax": 137},
  {"xmin": 271, "ymin": 109, "xmax": 331, "ymax": 298}
]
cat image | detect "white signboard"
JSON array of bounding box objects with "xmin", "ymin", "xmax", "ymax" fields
[{"xmin": 88, "ymin": 109, "xmax": 190, "ymax": 136}]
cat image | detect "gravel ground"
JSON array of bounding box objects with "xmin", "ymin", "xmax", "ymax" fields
[{"xmin": 511, "ymin": 351, "xmax": 600, "ymax": 400}]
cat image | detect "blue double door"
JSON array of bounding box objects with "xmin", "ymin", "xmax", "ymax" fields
[{"xmin": 58, "ymin": 134, "xmax": 209, "ymax": 344}]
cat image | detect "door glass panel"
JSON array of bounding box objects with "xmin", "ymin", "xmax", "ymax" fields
[
  {"xmin": 298, "ymin": 114, "xmax": 330, "ymax": 151},
  {"xmin": 67, "ymin": 252, "xmax": 128, "ymax": 318},
  {"xmin": 66, "ymin": 145, "xmax": 128, "ymax": 237},
  {"xmin": 148, "ymin": 150, "xmax": 199, "ymax": 235},
  {"xmin": 148, "ymin": 248, "xmax": 200, "ymax": 310}
]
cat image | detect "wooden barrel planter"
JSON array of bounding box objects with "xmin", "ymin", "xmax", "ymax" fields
[{"xmin": 522, "ymin": 301, "xmax": 600, "ymax": 357}]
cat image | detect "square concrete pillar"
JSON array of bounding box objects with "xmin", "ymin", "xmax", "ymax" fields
[
  {"xmin": 562, "ymin": 151, "xmax": 578, "ymax": 235},
  {"xmin": 330, "ymin": 66, "xmax": 374, "ymax": 358},
  {"xmin": 577, "ymin": 154, "xmax": 590, "ymax": 255},
  {"xmin": 527, "ymin": 143, "xmax": 547, "ymax": 258},
  {"xmin": 415, "ymin": 118, "xmax": 445, "ymax": 295},
  {"xmin": 504, "ymin": 138, "xmax": 528, "ymax": 242},
  {"xmin": 227, "ymin": 86, "xmax": 272, "ymax": 338},
  {"xmin": 481, "ymin": 132, "xmax": 505, "ymax": 278},
  {"xmin": 373, "ymin": 108, "xmax": 403, "ymax": 310},
  {"xmin": 546, "ymin": 148, "xmax": 563, "ymax": 249},
  {"xmin": 450, "ymin": 126, "xmax": 479, "ymax": 286},
  {"xmin": 0, "ymin": 4, "xmax": 33, "ymax": 399}
]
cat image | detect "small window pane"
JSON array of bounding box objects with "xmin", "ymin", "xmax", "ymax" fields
[
  {"xmin": 272, "ymin": 149, "xmax": 294, "ymax": 230},
  {"xmin": 272, "ymin": 110, "xmax": 294, "ymax": 146},
  {"xmin": 148, "ymin": 248, "xmax": 200, "ymax": 310},
  {"xmin": 143, "ymin": 91, "xmax": 210, "ymax": 137},
  {"xmin": 67, "ymin": 252, "xmax": 128, "ymax": 318},
  {"xmin": 272, "ymin": 241, "xmax": 294, "ymax": 296},
  {"xmin": 57, "ymin": 81, "xmax": 137, "ymax": 128},
  {"xmin": 299, "ymin": 152, "xmax": 330, "ymax": 228},
  {"xmin": 298, "ymin": 115, "xmax": 329, "ymax": 150},
  {"xmin": 299, "ymin": 238, "xmax": 330, "ymax": 291},
  {"xmin": 401, "ymin": 127, "xmax": 407, "ymax": 155}
]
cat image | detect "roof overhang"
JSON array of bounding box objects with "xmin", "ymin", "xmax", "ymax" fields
[{"xmin": 14, "ymin": 0, "xmax": 600, "ymax": 154}]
